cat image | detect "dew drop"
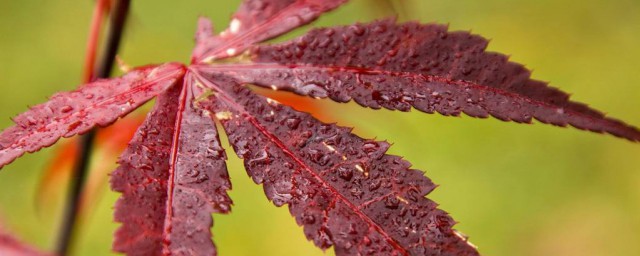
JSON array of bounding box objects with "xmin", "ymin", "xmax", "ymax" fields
[
  {"xmin": 363, "ymin": 236, "xmax": 372, "ymax": 246},
  {"xmin": 323, "ymin": 28, "xmax": 335, "ymax": 36},
  {"xmin": 248, "ymin": 149, "xmax": 270, "ymax": 168},
  {"xmin": 348, "ymin": 25, "xmax": 365, "ymax": 36},
  {"xmin": 387, "ymin": 49, "xmax": 398, "ymax": 57},
  {"xmin": 139, "ymin": 164, "xmax": 153, "ymax": 171},
  {"xmin": 60, "ymin": 106, "xmax": 73, "ymax": 113},
  {"xmin": 318, "ymin": 38, "xmax": 331, "ymax": 48},
  {"xmin": 67, "ymin": 121, "xmax": 82, "ymax": 132},
  {"xmin": 350, "ymin": 187, "xmax": 364, "ymax": 199},
  {"xmin": 299, "ymin": 83, "xmax": 328, "ymax": 98},
  {"xmin": 271, "ymin": 192, "xmax": 292, "ymax": 207},
  {"xmin": 229, "ymin": 19, "xmax": 242, "ymax": 34},
  {"xmin": 368, "ymin": 180, "xmax": 381, "ymax": 191},
  {"xmin": 285, "ymin": 117, "xmax": 301, "ymax": 129},
  {"xmin": 188, "ymin": 169, "xmax": 200, "ymax": 178},
  {"xmin": 302, "ymin": 213, "xmax": 316, "ymax": 224},
  {"xmin": 384, "ymin": 197, "xmax": 400, "ymax": 209},
  {"xmin": 337, "ymin": 166, "xmax": 353, "ymax": 181},
  {"xmin": 25, "ymin": 116, "xmax": 37, "ymax": 126},
  {"xmin": 362, "ymin": 142, "xmax": 379, "ymax": 154},
  {"xmin": 344, "ymin": 242, "xmax": 353, "ymax": 249}
]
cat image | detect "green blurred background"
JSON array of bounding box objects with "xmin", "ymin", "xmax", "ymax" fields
[{"xmin": 1, "ymin": 0, "xmax": 639, "ymax": 255}]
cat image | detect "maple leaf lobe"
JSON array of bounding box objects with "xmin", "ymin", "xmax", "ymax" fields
[
  {"xmin": 0, "ymin": 63, "xmax": 185, "ymax": 169},
  {"xmin": 111, "ymin": 75, "xmax": 231, "ymax": 255},
  {"xmin": 193, "ymin": 72, "xmax": 479, "ymax": 255},
  {"xmin": 204, "ymin": 19, "xmax": 640, "ymax": 141},
  {"xmin": 192, "ymin": 0, "xmax": 348, "ymax": 62}
]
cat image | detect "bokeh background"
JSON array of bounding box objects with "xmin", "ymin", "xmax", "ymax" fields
[{"xmin": 1, "ymin": 0, "xmax": 639, "ymax": 255}]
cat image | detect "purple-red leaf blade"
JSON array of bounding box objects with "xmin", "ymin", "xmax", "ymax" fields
[
  {"xmin": 0, "ymin": 63, "xmax": 186, "ymax": 169},
  {"xmin": 206, "ymin": 19, "xmax": 640, "ymax": 141},
  {"xmin": 111, "ymin": 84, "xmax": 182, "ymax": 255},
  {"xmin": 192, "ymin": 0, "xmax": 347, "ymax": 62},
  {"xmin": 111, "ymin": 75, "xmax": 231, "ymax": 255},
  {"xmin": 194, "ymin": 72, "xmax": 478, "ymax": 255},
  {"xmin": 163, "ymin": 73, "xmax": 232, "ymax": 255}
]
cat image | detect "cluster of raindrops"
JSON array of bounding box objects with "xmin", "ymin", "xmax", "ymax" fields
[
  {"xmin": 197, "ymin": 81, "xmax": 478, "ymax": 255},
  {"xmin": 234, "ymin": 19, "xmax": 640, "ymax": 139}
]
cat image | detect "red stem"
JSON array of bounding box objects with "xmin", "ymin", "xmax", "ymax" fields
[{"xmin": 82, "ymin": 0, "xmax": 109, "ymax": 83}]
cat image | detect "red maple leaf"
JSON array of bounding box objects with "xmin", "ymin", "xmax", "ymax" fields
[{"xmin": 1, "ymin": 1, "xmax": 639, "ymax": 255}]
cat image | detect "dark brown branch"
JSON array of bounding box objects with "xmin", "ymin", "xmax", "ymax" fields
[{"xmin": 55, "ymin": 0, "xmax": 131, "ymax": 255}]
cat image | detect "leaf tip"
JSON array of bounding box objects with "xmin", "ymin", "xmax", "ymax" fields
[{"xmin": 196, "ymin": 16, "xmax": 214, "ymax": 43}]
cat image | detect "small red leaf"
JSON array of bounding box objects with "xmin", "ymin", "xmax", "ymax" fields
[
  {"xmin": 192, "ymin": 0, "xmax": 347, "ymax": 62},
  {"xmin": 111, "ymin": 76, "xmax": 231, "ymax": 255},
  {"xmin": 193, "ymin": 72, "xmax": 478, "ymax": 255},
  {"xmin": 0, "ymin": 63, "xmax": 186, "ymax": 169},
  {"xmin": 202, "ymin": 19, "xmax": 640, "ymax": 141}
]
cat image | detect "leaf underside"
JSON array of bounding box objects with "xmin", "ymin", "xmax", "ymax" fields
[{"xmin": 0, "ymin": 0, "xmax": 639, "ymax": 255}]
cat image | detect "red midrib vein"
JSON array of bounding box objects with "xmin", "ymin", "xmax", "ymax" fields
[
  {"xmin": 190, "ymin": 70, "xmax": 410, "ymax": 255},
  {"xmin": 162, "ymin": 76, "xmax": 190, "ymax": 252}
]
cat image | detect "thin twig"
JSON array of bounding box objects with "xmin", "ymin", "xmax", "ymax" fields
[{"xmin": 55, "ymin": 1, "xmax": 131, "ymax": 255}]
